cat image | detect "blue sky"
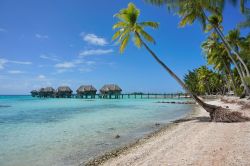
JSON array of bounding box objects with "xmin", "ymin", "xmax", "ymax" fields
[{"xmin": 0, "ymin": 0, "xmax": 248, "ymax": 94}]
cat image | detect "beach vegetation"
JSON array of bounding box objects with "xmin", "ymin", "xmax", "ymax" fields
[{"xmin": 184, "ymin": 66, "xmax": 225, "ymax": 95}]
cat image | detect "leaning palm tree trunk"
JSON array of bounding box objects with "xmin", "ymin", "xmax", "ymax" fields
[
  {"xmin": 222, "ymin": 59, "xmax": 237, "ymax": 93},
  {"xmin": 135, "ymin": 32, "xmax": 220, "ymax": 114},
  {"xmin": 223, "ymin": 72, "xmax": 230, "ymax": 94},
  {"xmin": 239, "ymin": 63, "xmax": 247, "ymax": 78}
]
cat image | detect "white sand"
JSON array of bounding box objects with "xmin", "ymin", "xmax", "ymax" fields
[{"xmin": 102, "ymin": 100, "xmax": 250, "ymax": 166}]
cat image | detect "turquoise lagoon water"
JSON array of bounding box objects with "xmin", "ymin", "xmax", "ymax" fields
[{"xmin": 0, "ymin": 95, "xmax": 194, "ymax": 166}]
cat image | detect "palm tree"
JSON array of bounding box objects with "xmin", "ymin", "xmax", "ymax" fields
[
  {"xmin": 146, "ymin": 0, "xmax": 250, "ymax": 96},
  {"xmin": 239, "ymin": 34, "xmax": 250, "ymax": 69},
  {"xmin": 112, "ymin": 3, "xmax": 219, "ymax": 117},
  {"xmin": 207, "ymin": 15, "xmax": 250, "ymax": 96},
  {"xmin": 202, "ymin": 33, "xmax": 237, "ymax": 93},
  {"xmin": 227, "ymin": 29, "xmax": 250, "ymax": 76}
]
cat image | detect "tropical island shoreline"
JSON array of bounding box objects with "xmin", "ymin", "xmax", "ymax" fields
[{"xmin": 84, "ymin": 96, "xmax": 250, "ymax": 166}]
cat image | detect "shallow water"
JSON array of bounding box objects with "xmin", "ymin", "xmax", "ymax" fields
[{"xmin": 0, "ymin": 95, "xmax": 193, "ymax": 166}]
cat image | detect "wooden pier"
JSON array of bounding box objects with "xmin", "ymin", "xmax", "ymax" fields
[{"xmin": 71, "ymin": 93, "xmax": 190, "ymax": 99}]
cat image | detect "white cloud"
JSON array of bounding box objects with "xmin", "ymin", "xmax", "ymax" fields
[
  {"xmin": 55, "ymin": 62, "xmax": 76, "ymax": 69},
  {"xmin": 0, "ymin": 58, "xmax": 8, "ymax": 69},
  {"xmin": 8, "ymin": 70, "xmax": 24, "ymax": 74},
  {"xmin": 55, "ymin": 59, "xmax": 85, "ymax": 69},
  {"xmin": 8, "ymin": 60, "xmax": 32, "ymax": 65},
  {"xmin": 0, "ymin": 58, "xmax": 31, "ymax": 70},
  {"xmin": 35, "ymin": 33, "xmax": 48, "ymax": 39},
  {"xmin": 37, "ymin": 75, "xmax": 46, "ymax": 79},
  {"xmin": 40, "ymin": 54, "xmax": 60, "ymax": 62},
  {"xmin": 54, "ymin": 59, "xmax": 96, "ymax": 73},
  {"xmin": 79, "ymin": 49, "xmax": 113, "ymax": 56},
  {"xmin": 79, "ymin": 68, "xmax": 93, "ymax": 72},
  {"xmin": 85, "ymin": 61, "xmax": 96, "ymax": 65},
  {"xmin": 0, "ymin": 28, "xmax": 6, "ymax": 32},
  {"xmin": 81, "ymin": 33, "xmax": 108, "ymax": 46}
]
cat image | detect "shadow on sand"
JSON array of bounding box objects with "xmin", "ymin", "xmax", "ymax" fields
[
  {"xmin": 172, "ymin": 116, "xmax": 250, "ymax": 123},
  {"xmin": 172, "ymin": 116, "xmax": 211, "ymax": 123}
]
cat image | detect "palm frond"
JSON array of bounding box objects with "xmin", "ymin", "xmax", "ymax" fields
[
  {"xmin": 133, "ymin": 33, "xmax": 142, "ymax": 48},
  {"xmin": 120, "ymin": 35, "xmax": 130, "ymax": 53},
  {"xmin": 113, "ymin": 22, "xmax": 127, "ymax": 29},
  {"xmin": 138, "ymin": 28, "xmax": 156, "ymax": 44},
  {"xmin": 112, "ymin": 30, "xmax": 122, "ymax": 41},
  {"xmin": 139, "ymin": 21, "xmax": 159, "ymax": 29}
]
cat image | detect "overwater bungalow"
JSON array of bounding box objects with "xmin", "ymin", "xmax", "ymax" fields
[
  {"xmin": 100, "ymin": 84, "xmax": 122, "ymax": 99},
  {"xmin": 76, "ymin": 85, "xmax": 97, "ymax": 98},
  {"xmin": 43, "ymin": 87, "xmax": 56, "ymax": 97},
  {"xmin": 38, "ymin": 88, "xmax": 45, "ymax": 97},
  {"xmin": 30, "ymin": 90, "xmax": 38, "ymax": 97},
  {"xmin": 57, "ymin": 86, "xmax": 72, "ymax": 98},
  {"xmin": 36, "ymin": 87, "xmax": 56, "ymax": 98}
]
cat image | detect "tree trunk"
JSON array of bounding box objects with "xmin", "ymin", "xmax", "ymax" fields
[
  {"xmin": 222, "ymin": 59, "xmax": 237, "ymax": 93},
  {"xmin": 206, "ymin": 80, "xmax": 212, "ymax": 95},
  {"xmin": 239, "ymin": 63, "xmax": 247, "ymax": 78},
  {"xmin": 135, "ymin": 32, "xmax": 220, "ymax": 113}
]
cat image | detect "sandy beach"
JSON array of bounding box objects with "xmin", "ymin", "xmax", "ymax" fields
[{"xmin": 98, "ymin": 98, "xmax": 250, "ymax": 166}]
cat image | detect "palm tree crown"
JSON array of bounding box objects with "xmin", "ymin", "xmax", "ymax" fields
[{"xmin": 112, "ymin": 3, "xmax": 159, "ymax": 53}]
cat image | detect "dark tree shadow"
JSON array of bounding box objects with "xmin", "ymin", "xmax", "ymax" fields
[
  {"xmin": 172, "ymin": 115, "xmax": 250, "ymax": 124},
  {"xmin": 172, "ymin": 116, "xmax": 211, "ymax": 123}
]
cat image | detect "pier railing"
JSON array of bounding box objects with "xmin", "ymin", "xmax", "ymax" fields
[{"xmin": 71, "ymin": 93, "xmax": 190, "ymax": 99}]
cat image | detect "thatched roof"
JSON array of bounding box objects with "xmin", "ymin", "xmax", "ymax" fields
[
  {"xmin": 44, "ymin": 87, "xmax": 55, "ymax": 93},
  {"xmin": 31, "ymin": 90, "xmax": 38, "ymax": 93},
  {"xmin": 39, "ymin": 88, "xmax": 45, "ymax": 92},
  {"xmin": 100, "ymin": 84, "xmax": 122, "ymax": 92},
  {"xmin": 57, "ymin": 86, "xmax": 72, "ymax": 93},
  {"xmin": 77, "ymin": 85, "xmax": 97, "ymax": 93}
]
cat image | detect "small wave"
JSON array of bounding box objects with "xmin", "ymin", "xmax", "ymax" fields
[{"xmin": 0, "ymin": 105, "xmax": 11, "ymax": 108}]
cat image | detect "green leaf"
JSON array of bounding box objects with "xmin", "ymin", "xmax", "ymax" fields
[
  {"xmin": 113, "ymin": 22, "xmax": 127, "ymax": 29},
  {"xmin": 112, "ymin": 30, "xmax": 122, "ymax": 41},
  {"xmin": 120, "ymin": 35, "xmax": 130, "ymax": 53},
  {"xmin": 139, "ymin": 21, "xmax": 159, "ymax": 29},
  {"xmin": 139, "ymin": 29, "xmax": 156, "ymax": 44},
  {"xmin": 133, "ymin": 34, "xmax": 142, "ymax": 48}
]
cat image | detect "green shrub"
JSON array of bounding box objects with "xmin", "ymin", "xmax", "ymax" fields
[
  {"xmin": 244, "ymin": 77, "xmax": 250, "ymax": 86},
  {"xmin": 235, "ymin": 87, "xmax": 244, "ymax": 96}
]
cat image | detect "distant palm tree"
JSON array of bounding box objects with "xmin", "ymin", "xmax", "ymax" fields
[
  {"xmin": 146, "ymin": 0, "xmax": 250, "ymax": 96},
  {"xmin": 227, "ymin": 29, "xmax": 250, "ymax": 76},
  {"xmin": 207, "ymin": 15, "xmax": 250, "ymax": 95},
  {"xmin": 112, "ymin": 3, "xmax": 219, "ymax": 115},
  {"xmin": 202, "ymin": 33, "xmax": 237, "ymax": 93}
]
